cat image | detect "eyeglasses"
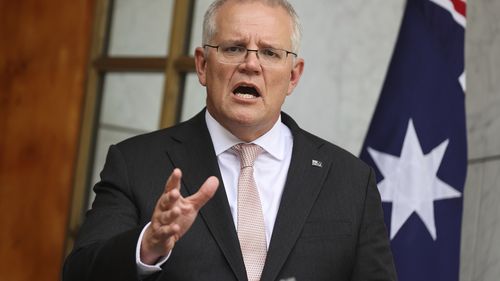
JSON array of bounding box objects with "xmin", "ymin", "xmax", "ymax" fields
[{"xmin": 204, "ymin": 44, "xmax": 297, "ymax": 66}]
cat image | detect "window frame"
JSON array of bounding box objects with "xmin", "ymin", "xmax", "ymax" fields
[{"xmin": 65, "ymin": 0, "xmax": 196, "ymax": 255}]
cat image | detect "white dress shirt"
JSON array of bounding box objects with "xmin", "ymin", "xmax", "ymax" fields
[
  {"xmin": 205, "ymin": 111, "xmax": 293, "ymax": 246},
  {"xmin": 136, "ymin": 111, "xmax": 293, "ymax": 273}
]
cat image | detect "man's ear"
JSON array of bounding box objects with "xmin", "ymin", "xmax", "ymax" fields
[
  {"xmin": 287, "ymin": 57, "xmax": 304, "ymax": 95},
  {"xmin": 195, "ymin": 47, "xmax": 207, "ymax": 86}
]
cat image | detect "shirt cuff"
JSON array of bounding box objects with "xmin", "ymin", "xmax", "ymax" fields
[{"xmin": 135, "ymin": 222, "xmax": 171, "ymax": 276}]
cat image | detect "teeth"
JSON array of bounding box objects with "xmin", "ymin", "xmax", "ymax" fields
[
  {"xmin": 235, "ymin": 93, "xmax": 257, "ymax": 99},
  {"xmin": 233, "ymin": 85, "xmax": 260, "ymax": 97}
]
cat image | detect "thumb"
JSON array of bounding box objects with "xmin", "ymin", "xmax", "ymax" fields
[{"xmin": 189, "ymin": 176, "xmax": 219, "ymax": 210}]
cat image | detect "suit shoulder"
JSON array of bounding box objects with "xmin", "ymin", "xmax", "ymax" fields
[
  {"xmin": 114, "ymin": 127, "xmax": 172, "ymax": 151},
  {"xmin": 282, "ymin": 112, "xmax": 371, "ymax": 174},
  {"xmin": 114, "ymin": 113, "xmax": 203, "ymax": 151}
]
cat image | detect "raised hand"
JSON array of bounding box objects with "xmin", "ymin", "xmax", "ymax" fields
[{"xmin": 140, "ymin": 168, "xmax": 219, "ymax": 264}]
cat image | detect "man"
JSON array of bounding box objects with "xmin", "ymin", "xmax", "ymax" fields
[{"xmin": 63, "ymin": 0, "xmax": 397, "ymax": 280}]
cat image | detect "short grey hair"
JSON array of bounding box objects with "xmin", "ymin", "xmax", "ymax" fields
[{"xmin": 202, "ymin": 0, "xmax": 302, "ymax": 53}]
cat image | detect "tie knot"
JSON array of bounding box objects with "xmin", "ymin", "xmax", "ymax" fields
[{"xmin": 232, "ymin": 143, "xmax": 263, "ymax": 168}]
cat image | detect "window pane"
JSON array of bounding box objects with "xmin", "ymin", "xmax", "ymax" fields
[
  {"xmin": 188, "ymin": 0, "xmax": 211, "ymax": 53},
  {"xmin": 100, "ymin": 73, "xmax": 164, "ymax": 132},
  {"xmin": 181, "ymin": 73, "xmax": 206, "ymax": 122},
  {"xmin": 108, "ymin": 0, "xmax": 174, "ymax": 56},
  {"xmin": 181, "ymin": 0, "xmax": 214, "ymax": 122}
]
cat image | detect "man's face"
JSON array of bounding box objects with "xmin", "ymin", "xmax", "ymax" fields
[{"xmin": 195, "ymin": 1, "xmax": 304, "ymax": 141}]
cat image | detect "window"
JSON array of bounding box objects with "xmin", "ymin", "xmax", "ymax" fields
[{"xmin": 66, "ymin": 0, "xmax": 196, "ymax": 253}]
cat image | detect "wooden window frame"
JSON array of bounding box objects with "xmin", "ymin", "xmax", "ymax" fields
[{"xmin": 65, "ymin": 0, "xmax": 196, "ymax": 255}]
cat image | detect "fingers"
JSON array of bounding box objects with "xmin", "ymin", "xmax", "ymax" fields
[
  {"xmin": 158, "ymin": 188, "xmax": 180, "ymax": 211},
  {"xmin": 143, "ymin": 172, "xmax": 218, "ymax": 262},
  {"xmin": 157, "ymin": 168, "xmax": 182, "ymax": 211},
  {"xmin": 157, "ymin": 169, "xmax": 218, "ymax": 216},
  {"xmin": 156, "ymin": 205, "xmax": 180, "ymax": 225},
  {"xmin": 148, "ymin": 205, "xmax": 181, "ymax": 253},
  {"xmin": 157, "ymin": 168, "xmax": 219, "ymax": 212},
  {"xmin": 154, "ymin": 222, "xmax": 181, "ymax": 241},
  {"xmin": 161, "ymin": 169, "xmax": 218, "ymax": 211},
  {"xmin": 189, "ymin": 176, "xmax": 219, "ymax": 210},
  {"xmin": 164, "ymin": 168, "xmax": 182, "ymax": 193}
]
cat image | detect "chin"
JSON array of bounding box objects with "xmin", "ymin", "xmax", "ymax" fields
[
  {"xmin": 230, "ymin": 109, "xmax": 262, "ymax": 124},
  {"xmin": 230, "ymin": 116, "xmax": 258, "ymax": 127}
]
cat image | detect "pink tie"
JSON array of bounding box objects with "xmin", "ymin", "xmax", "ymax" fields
[{"xmin": 232, "ymin": 143, "xmax": 267, "ymax": 281}]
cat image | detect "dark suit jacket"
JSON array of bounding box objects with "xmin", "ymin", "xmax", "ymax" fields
[{"xmin": 63, "ymin": 110, "xmax": 396, "ymax": 281}]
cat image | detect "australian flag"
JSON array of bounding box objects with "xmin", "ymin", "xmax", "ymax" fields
[{"xmin": 359, "ymin": 0, "xmax": 467, "ymax": 280}]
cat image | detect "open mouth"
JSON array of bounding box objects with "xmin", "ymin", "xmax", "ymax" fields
[{"xmin": 232, "ymin": 84, "xmax": 261, "ymax": 99}]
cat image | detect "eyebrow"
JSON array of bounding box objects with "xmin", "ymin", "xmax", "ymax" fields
[
  {"xmin": 220, "ymin": 39, "xmax": 247, "ymax": 46},
  {"xmin": 218, "ymin": 39, "xmax": 283, "ymax": 50}
]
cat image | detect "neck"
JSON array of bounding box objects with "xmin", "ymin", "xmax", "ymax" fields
[{"xmin": 207, "ymin": 110, "xmax": 279, "ymax": 143}]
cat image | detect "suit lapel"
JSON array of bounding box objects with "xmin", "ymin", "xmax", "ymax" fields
[
  {"xmin": 261, "ymin": 114, "xmax": 331, "ymax": 281},
  {"xmin": 164, "ymin": 111, "xmax": 247, "ymax": 281},
  {"xmin": 163, "ymin": 111, "xmax": 330, "ymax": 281}
]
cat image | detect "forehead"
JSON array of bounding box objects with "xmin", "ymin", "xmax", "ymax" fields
[{"xmin": 214, "ymin": 1, "xmax": 293, "ymax": 46}]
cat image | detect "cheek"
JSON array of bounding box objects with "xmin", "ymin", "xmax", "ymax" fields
[
  {"xmin": 206, "ymin": 71, "xmax": 232, "ymax": 104},
  {"xmin": 267, "ymin": 75, "xmax": 292, "ymax": 100},
  {"xmin": 208, "ymin": 67, "xmax": 233, "ymax": 90}
]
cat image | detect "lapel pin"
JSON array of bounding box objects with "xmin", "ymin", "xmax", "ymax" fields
[{"xmin": 312, "ymin": 159, "xmax": 323, "ymax": 167}]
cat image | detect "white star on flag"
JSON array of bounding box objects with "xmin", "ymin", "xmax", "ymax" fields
[{"xmin": 368, "ymin": 119, "xmax": 461, "ymax": 240}]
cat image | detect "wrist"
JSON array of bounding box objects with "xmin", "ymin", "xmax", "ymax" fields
[
  {"xmin": 140, "ymin": 246, "xmax": 163, "ymax": 265},
  {"xmin": 140, "ymin": 230, "xmax": 175, "ymax": 265}
]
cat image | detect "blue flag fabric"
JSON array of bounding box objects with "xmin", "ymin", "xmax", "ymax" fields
[{"xmin": 359, "ymin": 0, "xmax": 467, "ymax": 280}]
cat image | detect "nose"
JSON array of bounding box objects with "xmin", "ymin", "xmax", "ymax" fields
[{"xmin": 239, "ymin": 49, "xmax": 262, "ymax": 73}]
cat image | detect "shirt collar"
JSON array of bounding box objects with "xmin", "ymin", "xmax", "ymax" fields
[{"xmin": 205, "ymin": 110, "xmax": 286, "ymax": 160}]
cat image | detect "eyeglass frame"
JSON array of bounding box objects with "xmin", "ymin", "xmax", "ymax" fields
[{"xmin": 203, "ymin": 44, "xmax": 298, "ymax": 66}]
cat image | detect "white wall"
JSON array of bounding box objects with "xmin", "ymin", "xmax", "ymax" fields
[{"xmin": 460, "ymin": 0, "xmax": 500, "ymax": 280}]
